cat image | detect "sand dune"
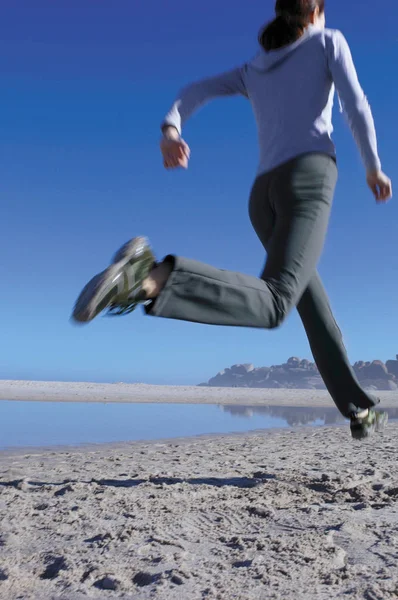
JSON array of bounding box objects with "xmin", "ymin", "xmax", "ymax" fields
[{"xmin": 1, "ymin": 425, "xmax": 398, "ymax": 599}]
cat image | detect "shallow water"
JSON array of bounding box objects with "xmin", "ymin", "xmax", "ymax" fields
[{"xmin": 1, "ymin": 401, "xmax": 397, "ymax": 449}]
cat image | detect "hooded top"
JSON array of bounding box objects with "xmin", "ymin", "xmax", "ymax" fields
[{"xmin": 163, "ymin": 25, "xmax": 381, "ymax": 175}]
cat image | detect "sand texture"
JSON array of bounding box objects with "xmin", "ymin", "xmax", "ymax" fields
[
  {"xmin": 1, "ymin": 425, "xmax": 398, "ymax": 599},
  {"xmin": 0, "ymin": 380, "xmax": 397, "ymax": 407}
]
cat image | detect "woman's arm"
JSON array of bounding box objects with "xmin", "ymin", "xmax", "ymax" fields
[
  {"xmin": 160, "ymin": 66, "xmax": 247, "ymax": 170},
  {"xmin": 327, "ymin": 31, "xmax": 392, "ymax": 201},
  {"xmin": 162, "ymin": 66, "xmax": 248, "ymax": 135},
  {"xmin": 327, "ymin": 30, "xmax": 381, "ymax": 173}
]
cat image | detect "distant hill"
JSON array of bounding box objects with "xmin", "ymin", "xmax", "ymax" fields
[{"xmin": 200, "ymin": 356, "xmax": 398, "ymax": 391}]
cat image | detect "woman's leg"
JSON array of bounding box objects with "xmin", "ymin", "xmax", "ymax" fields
[
  {"xmin": 249, "ymin": 155, "xmax": 378, "ymax": 417},
  {"xmin": 297, "ymin": 274, "xmax": 378, "ymax": 417},
  {"xmin": 146, "ymin": 153, "xmax": 336, "ymax": 330}
]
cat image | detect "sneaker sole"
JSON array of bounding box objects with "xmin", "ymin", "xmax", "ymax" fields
[
  {"xmin": 351, "ymin": 410, "xmax": 389, "ymax": 440},
  {"xmin": 72, "ymin": 236, "xmax": 152, "ymax": 324}
]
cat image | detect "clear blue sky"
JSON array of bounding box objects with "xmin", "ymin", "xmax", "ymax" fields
[{"xmin": 1, "ymin": 0, "xmax": 397, "ymax": 385}]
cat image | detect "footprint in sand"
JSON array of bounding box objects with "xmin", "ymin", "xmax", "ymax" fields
[
  {"xmin": 94, "ymin": 575, "xmax": 120, "ymax": 591},
  {"xmin": 40, "ymin": 555, "xmax": 68, "ymax": 580},
  {"xmin": 133, "ymin": 571, "xmax": 162, "ymax": 587},
  {"xmin": 232, "ymin": 560, "xmax": 253, "ymax": 569},
  {"xmin": 34, "ymin": 503, "xmax": 49, "ymax": 511}
]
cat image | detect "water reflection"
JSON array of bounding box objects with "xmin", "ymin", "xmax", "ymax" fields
[
  {"xmin": 0, "ymin": 402, "xmax": 397, "ymax": 449},
  {"xmin": 221, "ymin": 405, "xmax": 398, "ymax": 427}
]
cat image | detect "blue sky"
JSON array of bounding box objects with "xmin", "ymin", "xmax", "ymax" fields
[{"xmin": 1, "ymin": 0, "xmax": 397, "ymax": 385}]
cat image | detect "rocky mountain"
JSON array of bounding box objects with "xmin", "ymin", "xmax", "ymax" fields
[{"xmin": 200, "ymin": 356, "xmax": 398, "ymax": 391}]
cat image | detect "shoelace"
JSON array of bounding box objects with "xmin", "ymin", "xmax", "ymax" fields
[
  {"xmin": 106, "ymin": 288, "xmax": 148, "ymax": 317},
  {"xmin": 106, "ymin": 301, "xmax": 139, "ymax": 316},
  {"xmin": 106, "ymin": 256, "xmax": 155, "ymax": 317}
]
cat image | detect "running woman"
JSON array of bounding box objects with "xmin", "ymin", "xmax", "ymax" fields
[{"xmin": 72, "ymin": 0, "xmax": 393, "ymax": 440}]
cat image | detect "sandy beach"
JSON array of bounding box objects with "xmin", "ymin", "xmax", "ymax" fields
[
  {"xmin": 0, "ymin": 380, "xmax": 397, "ymax": 407},
  {"xmin": 1, "ymin": 422, "xmax": 398, "ymax": 599}
]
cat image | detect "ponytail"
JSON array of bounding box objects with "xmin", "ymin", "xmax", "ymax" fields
[
  {"xmin": 259, "ymin": 0, "xmax": 325, "ymax": 52},
  {"xmin": 259, "ymin": 14, "xmax": 306, "ymax": 52}
]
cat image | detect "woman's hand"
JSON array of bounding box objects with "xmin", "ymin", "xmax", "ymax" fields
[
  {"xmin": 160, "ymin": 127, "xmax": 190, "ymax": 170},
  {"xmin": 367, "ymin": 170, "xmax": 393, "ymax": 203}
]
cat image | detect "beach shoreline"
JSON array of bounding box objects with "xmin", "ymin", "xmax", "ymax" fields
[
  {"xmin": 0, "ymin": 380, "xmax": 397, "ymax": 407},
  {"xmin": 0, "ymin": 423, "xmax": 331, "ymax": 459}
]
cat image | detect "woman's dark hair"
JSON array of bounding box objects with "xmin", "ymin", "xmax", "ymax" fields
[{"xmin": 259, "ymin": 0, "xmax": 325, "ymax": 52}]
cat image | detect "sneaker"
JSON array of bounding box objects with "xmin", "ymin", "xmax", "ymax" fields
[
  {"xmin": 72, "ymin": 236, "xmax": 155, "ymax": 323},
  {"xmin": 350, "ymin": 409, "xmax": 388, "ymax": 440}
]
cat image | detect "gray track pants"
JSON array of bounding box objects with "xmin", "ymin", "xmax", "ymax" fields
[{"xmin": 147, "ymin": 153, "xmax": 378, "ymax": 417}]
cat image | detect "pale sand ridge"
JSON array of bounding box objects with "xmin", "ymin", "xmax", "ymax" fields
[{"xmin": 0, "ymin": 380, "xmax": 397, "ymax": 407}]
